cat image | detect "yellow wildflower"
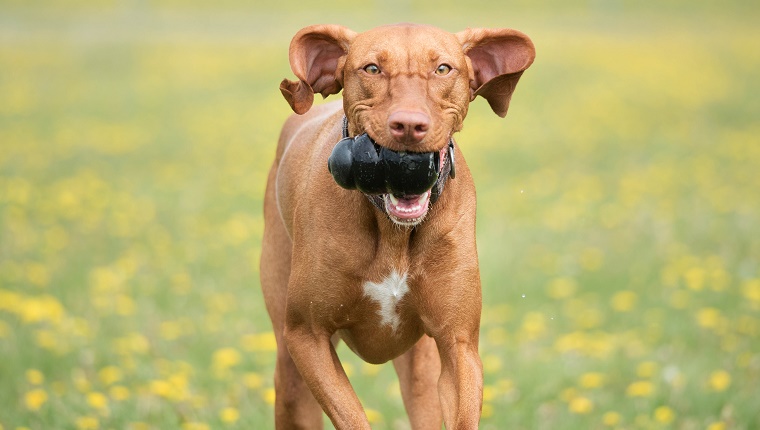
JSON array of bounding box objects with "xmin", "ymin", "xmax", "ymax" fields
[
  {"xmin": 626, "ymin": 380, "xmax": 654, "ymax": 397},
  {"xmin": 653, "ymin": 406, "xmax": 675, "ymax": 424},
  {"xmin": 742, "ymin": 279, "xmax": 760, "ymax": 305},
  {"xmin": 707, "ymin": 422, "xmax": 726, "ymax": 430},
  {"xmin": 98, "ymin": 366, "xmax": 123, "ymax": 386},
  {"xmin": 611, "ymin": 290, "xmax": 637, "ymax": 312},
  {"xmin": 243, "ymin": 372, "xmax": 263, "ymax": 389},
  {"xmin": 365, "ymin": 408, "xmax": 382, "ymax": 423},
  {"xmin": 24, "ymin": 389, "xmax": 48, "ymax": 411},
  {"xmin": 240, "ymin": 332, "xmax": 277, "ymax": 352},
  {"xmin": 212, "ymin": 347, "xmax": 241, "ymax": 372},
  {"xmin": 568, "ymin": 396, "xmax": 594, "ymax": 414},
  {"xmin": 708, "ymin": 370, "xmax": 731, "ymax": 392},
  {"xmin": 87, "ymin": 391, "xmax": 108, "ymax": 410},
  {"xmin": 26, "ymin": 369, "xmax": 44, "ymax": 385},
  {"xmin": 602, "ymin": 411, "xmax": 621, "ymax": 426},
  {"xmin": 361, "ymin": 362, "xmax": 383, "ymax": 376},
  {"xmin": 578, "ymin": 372, "xmax": 605, "ymax": 389},
  {"xmin": 482, "ymin": 385, "xmax": 497, "ymax": 402},
  {"xmin": 262, "ymin": 388, "xmax": 276, "ymax": 405},
  {"xmin": 684, "ymin": 267, "xmax": 706, "ymax": 290},
  {"xmin": 546, "ymin": 277, "xmax": 577, "ymax": 299},
  {"xmin": 482, "ymin": 354, "xmax": 502, "ymax": 373},
  {"xmin": 636, "ymin": 361, "xmax": 658, "ymax": 378},
  {"xmin": 219, "ymin": 407, "xmax": 240, "ymax": 424},
  {"xmin": 697, "ymin": 307, "xmax": 723, "ymax": 329},
  {"xmin": 109, "ymin": 385, "xmax": 130, "ymax": 401},
  {"xmin": 75, "ymin": 416, "xmax": 99, "ymax": 430},
  {"xmin": 481, "ymin": 403, "xmax": 494, "ymax": 418}
]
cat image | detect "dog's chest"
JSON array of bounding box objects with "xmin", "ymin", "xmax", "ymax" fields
[
  {"xmin": 361, "ymin": 270, "xmax": 410, "ymax": 333},
  {"xmin": 337, "ymin": 268, "xmax": 423, "ymax": 363}
]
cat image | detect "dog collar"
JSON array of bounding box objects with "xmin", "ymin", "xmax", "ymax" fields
[{"xmin": 341, "ymin": 117, "xmax": 456, "ymax": 216}]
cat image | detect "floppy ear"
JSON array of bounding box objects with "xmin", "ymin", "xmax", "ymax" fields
[
  {"xmin": 280, "ymin": 25, "xmax": 357, "ymax": 114},
  {"xmin": 456, "ymin": 28, "xmax": 535, "ymax": 117}
]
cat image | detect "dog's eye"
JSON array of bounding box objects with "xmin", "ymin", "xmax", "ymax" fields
[
  {"xmin": 363, "ymin": 64, "xmax": 381, "ymax": 75},
  {"xmin": 435, "ymin": 64, "xmax": 452, "ymax": 75}
]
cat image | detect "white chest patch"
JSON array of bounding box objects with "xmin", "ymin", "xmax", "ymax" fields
[{"xmin": 362, "ymin": 270, "xmax": 410, "ymax": 333}]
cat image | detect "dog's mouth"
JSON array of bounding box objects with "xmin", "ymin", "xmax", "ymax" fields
[{"xmin": 383, "ymin": 190, "xmax": 432, "ymax": 226}]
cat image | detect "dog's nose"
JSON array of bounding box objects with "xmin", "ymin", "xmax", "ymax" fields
[{"xmin": 388, "ymin": 111, "xmax": 430, "ymax": 144}]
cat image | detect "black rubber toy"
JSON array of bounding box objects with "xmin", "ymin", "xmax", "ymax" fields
[{"xmin": 328, "ymin": 133, "xmax": 439, "ymax": 196}]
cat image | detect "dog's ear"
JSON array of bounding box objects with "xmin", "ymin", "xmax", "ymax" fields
[
  {"xmin": 280, "ymin": 25, "xmax": 357, "ymax": 115},
  {"xmin": 456, "ymin": 28, "xmax": 535, "ymax": 118}
]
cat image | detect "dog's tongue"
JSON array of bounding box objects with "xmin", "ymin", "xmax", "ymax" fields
[{"xmin": 385, "ymin": 190, "xmax": 431, "ymax": 220}]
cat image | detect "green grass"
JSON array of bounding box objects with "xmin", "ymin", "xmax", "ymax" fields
[{"xmin": 1, "ymin": 2, "xmax": 759, "ymax": 429}]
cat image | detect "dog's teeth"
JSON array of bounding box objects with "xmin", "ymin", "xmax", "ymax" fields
[{"xmin": 389, "ymin": 194, "xmax": 399, "ymax": 205}]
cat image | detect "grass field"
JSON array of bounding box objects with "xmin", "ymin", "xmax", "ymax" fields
[{"xmin": 1, "ymin": 1, "xmax": 759, "ymax": 429}]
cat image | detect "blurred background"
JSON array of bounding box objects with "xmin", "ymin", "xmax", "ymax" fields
[{"xmin": 1, "ymin": 0, "xmax": 758, "ymax": 429}]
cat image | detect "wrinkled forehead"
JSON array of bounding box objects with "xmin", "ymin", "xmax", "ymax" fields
[{"xmin": 347, "ymin": 24, "xmax": 464, "ymax": 67}]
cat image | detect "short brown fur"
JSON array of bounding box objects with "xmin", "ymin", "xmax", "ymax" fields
[{"xmin": 262, "ymin": 23, "xmax": 535, "ymax": 429}]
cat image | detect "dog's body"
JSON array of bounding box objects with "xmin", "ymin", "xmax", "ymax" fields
[{"xmin": 261, "ymin": 24, "xmax": 534, "ymax": 429}]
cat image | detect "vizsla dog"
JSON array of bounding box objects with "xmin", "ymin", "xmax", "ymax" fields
[{"xmin": 261, "ymin": 23, "xmax": 535, "ymax": 429}]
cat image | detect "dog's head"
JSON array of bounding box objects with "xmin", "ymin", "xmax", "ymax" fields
[{"xmin": 280, "ymin": 23, "xmax": 535, "ymax": 225}]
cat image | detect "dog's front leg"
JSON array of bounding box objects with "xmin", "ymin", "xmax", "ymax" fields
[
  {"xmin": 436, "ymin": 333, "xmax": 483, "ymax": 430},
  {"xmin": 284, "ymin": 324, "xmax": 371, "ymax": 429}
]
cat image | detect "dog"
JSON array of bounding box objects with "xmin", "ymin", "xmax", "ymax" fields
[{"xmin": 261, "ymin": 23, "xmax": 534, "ymax": 429}]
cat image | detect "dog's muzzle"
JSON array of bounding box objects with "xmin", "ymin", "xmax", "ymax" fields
[{"xmin": 328, "ymin": 133, "xmax": 440, "ymax": 196}]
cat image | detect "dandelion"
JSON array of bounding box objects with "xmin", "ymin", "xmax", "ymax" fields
[
  {"xmin": 696, "ymin": 308, "xmax": 723, "ymax": 329},
  {"xmin": 109, "ymin": 385, "xmax": 130, "ymax": 401},
  {"xmin": 520, "ymin": 312, "xmax": 547, "ymax": 340},
  {"xmin": 482, "ymin": 385, "xmax": 497, "ymax": 402},
  {"xmin": 742, "ymin": 279, "xmax": 760, "ymax": 306},
  {"xmin": 578, "ymin": 372, "xmax": 605, "ymax": 389},
  {"xmin": 602, "ymin": 411, "xmax": 621, "ymax": 426},
  {"xmin": 86, "ymin": 391, "xmax": 108, "ymax": 410},
  {"xmin": 482, "ymin": 354, "xmax": 502, "ymax": 373},
  {"xmin": 707, "ymin": 422, "xmax": 726, "ymax": 430},
  {"xmin": 568, "ymin": 396, "xmax": 594, "ymax": 414},
  {"xmin": 219, "ymin": 407, "xmax": 240, "ymax": 424},
  {"xmin": 26, "ymin": 369, "xmax": 44, "ymax": 385},
  {"xmin": 160, "ymin": 321, "xmax": 183, "ymax": 340},
  {"xmin": 560, "ymin": 387, "xmax": 578, "ymax": 402},
  {"xmin": 708, "ymin": 370, "xmax": 731, "ymax": 392},
  {"xmin": 343, "ymin": 361, "xmax": 355, "ymax": 377},
  {"xmin": 182, "ymin": 423, "xmax": 210, "ymax": 430},
  {"xmin": 481, "ymin": 403, "xmax": 494, "ymax": 418},
  {"xmin": 361, "ymin": 362, "xmax": 382, "ymax": 376},
  {"xmin": 365, "ymin": 408, "xmax": 382, "ymax": 423},
  {"xmin": 626, "ymin": 380, "xmax": 654, "ymax": 397},
  {"xmin": 243, "ymin": 372, "xmax": 263, "ymax": 389},
  {"xmin": 611, "ymin": 290, "xmax": 637, "ymax": 312},
  {"xmin": 98, "ymin": 366, "xmax": 123, "ymax": 386},
  {"xmin": 636, "ymin": 361, "xmax": 658, "ymax": 378},
  {"xmin": 653, "ymin": 406, "xmax": 675, "ymax": 424},
  {"xmin": 262, "ymin": 388, "xmax": 276, "ymax": 405},
  {"xmin": 149, "ymin": 379, "xmax": 174, "ymax": 398},
  {"xmin": 24, "ymin": 389, "xmax": 48, "ymax": 411},
  {"xmin": 212, "ymin": 347, "xmax": 241, "ymax": 371},
  {"xmin": 75, "ymin": 416, "xmax": 99, "ymax": 430},
  {"xmin": 684, "ymin": 267, "xmax": 706, "ymax": 290},
  {"xmin": 485, "ymin": 326, "xmax": 508, "ymax": 345},
  {"xmin": 240, "ymin": 332, "xmax": 277, "ymax": 352},
  {"xmin": 580, "ymin": 247, "xmax": 604, "ymax": 271},
  {"xmin": 546, "ymin": 277, "xmax": 577, "ymax": 299}
]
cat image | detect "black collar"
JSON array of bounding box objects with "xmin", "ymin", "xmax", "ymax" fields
[{"xmin": 341, "ymin": 117, "xmax": 455, "ymax": 216}]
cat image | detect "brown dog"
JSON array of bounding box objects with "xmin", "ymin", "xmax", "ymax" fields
[{"xmin": 261, "ymin": 23, "xmax": 534, "ymax": 429}]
